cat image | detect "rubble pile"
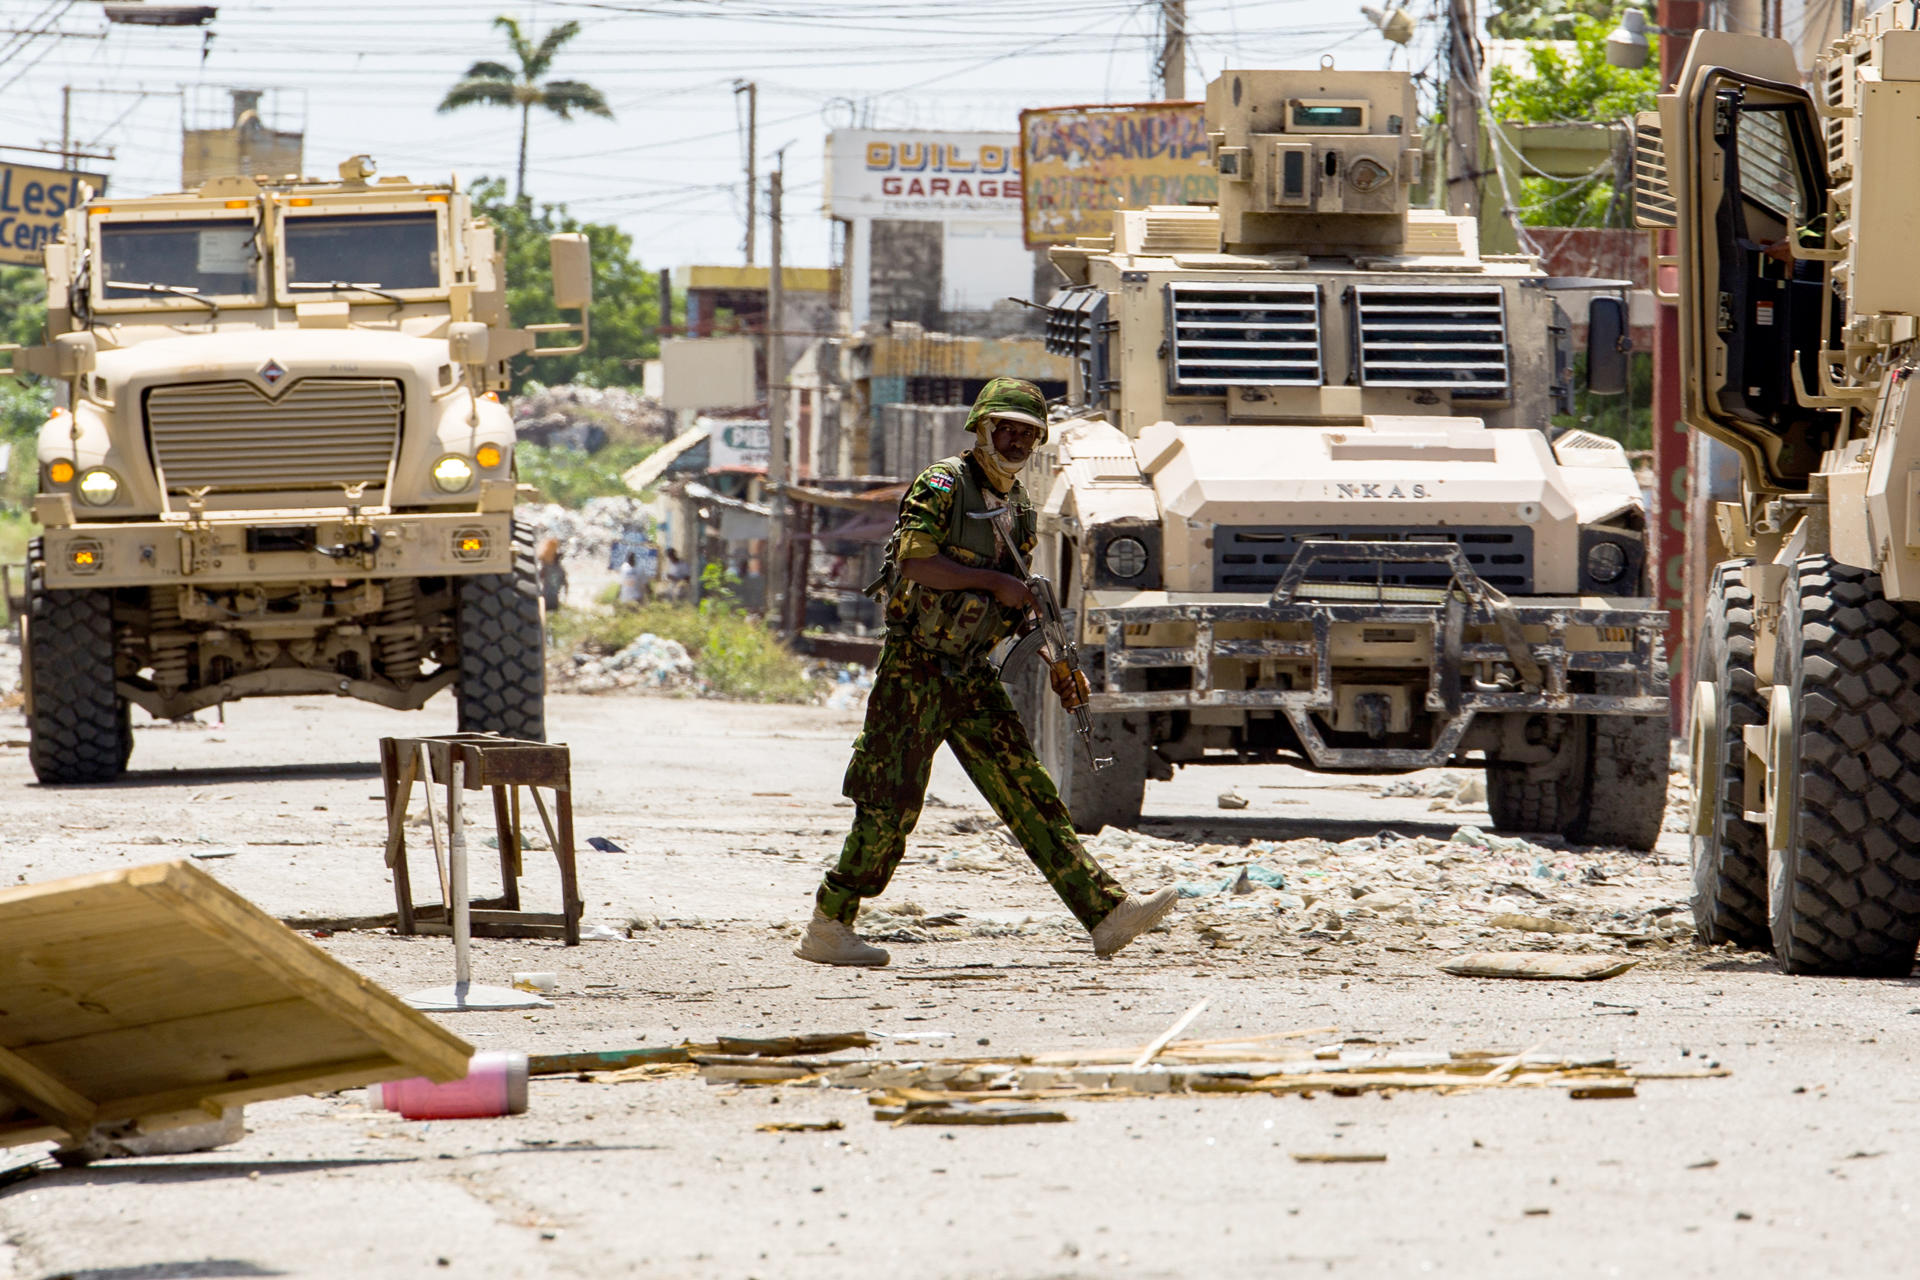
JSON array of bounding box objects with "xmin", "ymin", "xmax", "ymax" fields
[
  {"xmin": 882, "ymin": 814, "xmax": 1697, "ymax": 961},
  {"xmin": 512, "ymin": 384, "xmax": 671, "ymax": 449},
  {"xmin": 554, "ymin": 632, "xmax": 697, "ymax": 694},
  {"xmin": 519, "ymin": 496, "xmax": 654, "ymax": 563}
]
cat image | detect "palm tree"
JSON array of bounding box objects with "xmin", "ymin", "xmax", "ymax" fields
[{"xmin": 439, "ymin": 16, "xmax": 613, "ymax": 202}]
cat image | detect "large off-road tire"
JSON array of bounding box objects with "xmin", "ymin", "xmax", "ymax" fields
[
  {"xmin": 1767, "ymin": 557, "xmax": 1920, "ymax": 975},
  {"xmin": 1011, "ymin": 653, "xmax": 1149, "ymax": 834},
  {"xmin": 1690, "ymin": 561, "xmax": 1770, "ymax": 948},
  {"xmin": 455, "ymin": 522, "xmax": 546, "ymax": 742},
  {"xmin": 26, "ymin": 545, "xmax": 127, "ymax": 785},
  {"xmin": 1485, "ymin": 651, "xmax": 1669, "ymax": 852},
  {"xmin": 1486, "ymin": 743, "xmax": 1579, "ymax": 836}
]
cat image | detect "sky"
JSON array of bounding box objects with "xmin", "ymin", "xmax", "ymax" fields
[{"xmin": 0, "ymin": 0, "xmax": 1440, "ymax": 273}]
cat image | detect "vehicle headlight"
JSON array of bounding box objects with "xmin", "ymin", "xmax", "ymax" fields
[
  {"xmin": 76, "ymin": 468, "xmax": 120, "ymax": 506},
  {"xmin": 431, "ymin": 454, "xmax": 475, "ymax": 493},
  {"xmin": 1585, "ymin": 540, "xmax": 1628, "ymax": 584},
  {"xmin": 1103, "ymin": 536, "xmax": 1149, "ymax": 579}
]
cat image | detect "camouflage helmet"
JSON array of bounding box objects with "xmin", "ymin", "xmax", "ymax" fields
[{"xmin": 964, "ymin": 376, "xmax": 1049, "ymax": 439}]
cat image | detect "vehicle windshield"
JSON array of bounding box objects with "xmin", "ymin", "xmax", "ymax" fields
[
  {"xmin": 100, "ymin": 219, "xmax": 258, "ymax": 300},
  {"xmin": 283, "ymin": 211, "xmax": 441, "ymax": 292}
]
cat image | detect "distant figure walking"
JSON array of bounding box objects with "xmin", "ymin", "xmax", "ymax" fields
[
  {"xmin": 617, "ymin": 551, "xmax": 645, "ymax": 606},
  {"xmin": 664, "ymin": 547, "xmax": 691, "ymax": 601},
  {"xmin": 536, "ymin": 537, "xmax": 567, "ymax": 613}
]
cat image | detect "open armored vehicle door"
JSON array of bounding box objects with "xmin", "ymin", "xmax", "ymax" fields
[{"xmin": 1652, "ymin": 32, "xmax": 1839, "ymax": 493}]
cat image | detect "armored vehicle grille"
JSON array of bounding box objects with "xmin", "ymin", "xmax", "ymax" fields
[
  {"xmin": 1166, "ymin": 282, "xmax": 1321, "ymax": 392},
  {"xmin": 1213, "ymin": 526, "xmax": 1534, "ymax": 595},
  {"xmin": 1632, "ymin": 112, "xmax": 1676, "ymax": 229},
  {"xmin": 1350, "ymin": 286, "xmax": 1510, "ymax": 392},
  {"xmin": 146, "ymin": 378, "xmax": 403, "ymax": 494}
]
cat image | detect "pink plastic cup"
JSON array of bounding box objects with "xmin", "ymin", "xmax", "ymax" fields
[{"xmin": 365, "ymin": 1050, "xmax": 529, "ymax": 1119}]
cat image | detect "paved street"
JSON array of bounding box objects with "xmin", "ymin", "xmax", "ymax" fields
[{"xmin": 2, "ymin": 693, "xmax": 1915, "ymax": 1278}]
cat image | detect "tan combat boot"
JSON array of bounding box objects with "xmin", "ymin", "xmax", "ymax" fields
[
  {"xmin": 1090, "ymin": 887, "xmax": 1178, "ymax": 958},
  {"xmin": 793, "ymin": 909, "xmax": 891, "ymax": 967}
]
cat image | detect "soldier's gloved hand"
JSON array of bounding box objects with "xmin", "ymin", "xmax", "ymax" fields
[{"xmin": 1050, "ymin": 661, "xmax": 1090, "ymax": 711}]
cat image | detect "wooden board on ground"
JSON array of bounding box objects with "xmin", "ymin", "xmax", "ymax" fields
[
  {"xmin": 0, "ymin": 861, "xmax": 473, "ymax": 1148},
  {"xmin": 1439, "ymin": 953, "xmax": 1638, "ymax": 981}
]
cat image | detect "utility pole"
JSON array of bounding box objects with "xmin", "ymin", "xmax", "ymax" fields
[
  {"xmin": 735, "ymin": 80, "xmax": 757, "ymax": 264},
  {"xmin": 1444, "ymin": 0, "xmax": 1482, "ymax": 218},
  {"xmin": 766, "ymin": 155, "xmax": 789, "ymax": 634},
  {"xmin": 1158, "ymin": 1, "xmax": 1186, "ymax": 99},
  {"xmin": 60, "ymin": 86, "xmax": 71, "ymax": 170}
]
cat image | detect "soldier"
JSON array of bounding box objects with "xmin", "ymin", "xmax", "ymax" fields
[{"xmin": 794, "ymin": 378, "xmax": 1177, "ymax": 967}]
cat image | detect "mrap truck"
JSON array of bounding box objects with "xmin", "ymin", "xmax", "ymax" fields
[
  {"xmin": 8, "ymin": 155, "xmax": 589, "ymax": 783},
  {"xmin": 1019, "ymin": 67, "xmax": 1670, "ymax": 846}
]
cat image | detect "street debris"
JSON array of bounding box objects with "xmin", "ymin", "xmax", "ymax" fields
[
  {"xmin": 576, "ymin": 1021, "xmax": 1725, "ymax": 1129},
  {"xmin": 1217, "ymin": 791, "xmax": 1250, "ymax": 810},
  {"xmin": 758, "ymin": 1119, "xmax": 845, "ymax": 1133},
  {"xmin": 0, "ymin": 862, "xmax": 471, "ymax": 1156},
  {"xmin": 1440, "ymin": 954, "xmax": 1639, "ymax": 981},
  {"xmin": 1292, "ymin": 1152, "xmax": 1387, "ymax": 1163},
  {"xmin": 558, "ymin": 632, "xmax": 697, "ymax": 694}
]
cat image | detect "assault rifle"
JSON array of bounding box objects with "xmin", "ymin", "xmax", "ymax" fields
[{"xmin": 976, "ymin": 503, "xmax": 1112, "ymax": 773}]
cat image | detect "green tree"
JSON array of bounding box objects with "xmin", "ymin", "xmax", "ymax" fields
[
  {"xmin": 1488, "ymin": 15, "xmax": 1659, "ymax": 227},
  {"xmin": 469, "ymin": 178, "xmax": 659, "ymax": 393},
  {"xmin": 1487, "ymin": 0, "xmax": 1617, "ymax": 39},
  {"xmin": 439, "ymin": 16, "xmax": 614, "ymax": 202}
]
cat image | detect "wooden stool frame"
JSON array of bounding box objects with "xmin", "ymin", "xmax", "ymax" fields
[{"xmin": 380, "ymin": 733, "xmax": 582, "ymax": 945}]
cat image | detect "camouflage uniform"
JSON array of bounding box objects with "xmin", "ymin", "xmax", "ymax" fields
[{"xmin": 815, "ymin": 380, "xmax": 1128, "ymax": 931}]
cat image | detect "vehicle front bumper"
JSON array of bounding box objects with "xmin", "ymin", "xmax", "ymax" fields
[
  {"xmin": 40, "ymin": 508, "xmax": 514, "ymax": 589},
  {"xmin": 1084, "ymin": 540, "xmax": 1669, "ymax": 769}
]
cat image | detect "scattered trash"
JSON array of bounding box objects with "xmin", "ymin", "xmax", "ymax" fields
[
  {"xmin": 1291, "ymin": 1152, "xmax": 1387, "ymax": 1164},
  {"xmin": 758, "ymin": 1119, "xmax": 845, "ymax": 1133},
  {"xmin": 1569, "ymin": 1084, "xmax": 1638, "ymax": 1100},
  {"xmin": 1441, "ymin": 954, "xmax": 1639, "ymax": 981},
  {"xmin": 580, "ymin": 923, "xmax": 627, "ymax": 942},
  {"xmin": 877, "ymin": 1101, "xmax": 1069, "ymax": 1126},
  {"xmin": 1217, "ymin": 791, "xmax": 1250, "ymax": 810},
  {"xmin": 187, "ymin": 849, "xmax": 239, "ymax": 860},
  {"xmin": 562, "ymin": 633, "xmax": 697, "ymax": 694},
  {"xmin": 1175, "ymin": 865, "xmax": 1286, "ymax": 899},
  {"xmin": 585, "ymin": 837, "xmax": 625, "ymax": 853},
  {"xmin": 367, "ymin": 1051, "xmax": 531, "ymax": 1120},
  {"xmin": 512, "ymin": 972, "xmax": 558, "ymax": 994},
  {"xmin": 1489, "ymin": 913, "xmax": 1584, "ymax": 935}
]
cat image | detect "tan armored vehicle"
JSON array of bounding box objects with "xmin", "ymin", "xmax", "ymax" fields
[
  {"xmin": 1023, "ymin": 68, "xmax": 1670, "ymax": 846},
  {"xmin": 8, "ymin": 155, "xmax": 590, "ymax": 783},
  {"xmin": 1639, "ymin": 20, "xmax": 1920, "ymax": 974}
]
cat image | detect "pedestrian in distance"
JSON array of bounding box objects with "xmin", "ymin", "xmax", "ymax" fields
[
  {"xmin": 535, "ymin": 537, "xmax": 567, "ymax": 614},
  {"xmin": 616, "ymin": 551, "xmax": 645, "ymax": 607},
  {"xmin": 794, "ymin": 377, "xmax": 1176, "ymax": 967}
]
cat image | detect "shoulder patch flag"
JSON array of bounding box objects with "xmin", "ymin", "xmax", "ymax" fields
[{"xmin": 925, "ymin": 472, "xmax": 955, "ymax": 492}]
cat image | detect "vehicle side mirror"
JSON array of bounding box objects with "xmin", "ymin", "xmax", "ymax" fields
[
  {"xmin": 549, "ymin": 234, "xmax": 592, "ymax": 311},
  {"xmin": 54, "ymin": 332, "xmax": 97, "ymax": 378},
  {"xmin": 448, "ymin": 322, "xmax": 489, "ymax": 365},
  {"xmin": 1585, "ymin": 296, "xmax": 1629, "ymax": 397}
]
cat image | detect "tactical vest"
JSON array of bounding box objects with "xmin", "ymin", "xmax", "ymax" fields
[{"xmin": 878, "ymin": 454, "xmax": 1034, "ymax": 660}]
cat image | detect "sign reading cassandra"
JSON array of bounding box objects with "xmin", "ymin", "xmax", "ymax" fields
[
  {"xmin": 0, "ymin": 163, "xmax": 103, "ymax": 266},
  {"xmin": 1018, "ymin": 103, "xmax": 1216, "ymax": 247}
]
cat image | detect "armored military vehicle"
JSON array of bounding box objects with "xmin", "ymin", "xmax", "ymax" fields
[
  {"xmin": 1022, "ymin": 68, "xmax": 1669, "ymax": 847},
  {"xmin": 1638, "ymin": 19, "xmax": 1920, "ymax": 974},
  {"xmin": 8, "ymin": 155, "xmax": 590, "ymax": 782}
]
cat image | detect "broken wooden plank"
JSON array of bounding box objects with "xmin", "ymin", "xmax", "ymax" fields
[
  {"xmin": 757, "ymin": 1119, "xmax": 845, "ymax": 1133},
  {"xmin": 528, "ymin": 1046, "xmax": 692, "ymax": 1075},
  {"xmin": 713, "ymin": 1032, "xmax": 873, "ymax": 1056},
  {"xmin": 1440, "ymin": 953, "xmax": 1638, "ymax": 981},
  {"xmin": 1131, "ymin": 998, "xmax": 1211, "ymax": 1071},
  {"xmin": 1569, "ymin": 1084, "xmax": 1638, "ymax": 1100},
  {"xmin": 876, "ymin": 1101, "xmax": 1069, "ymax": 1126},
  {"xmin": 0, "ymin": 861, "xmax": 472, "ymax": 1146}
]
